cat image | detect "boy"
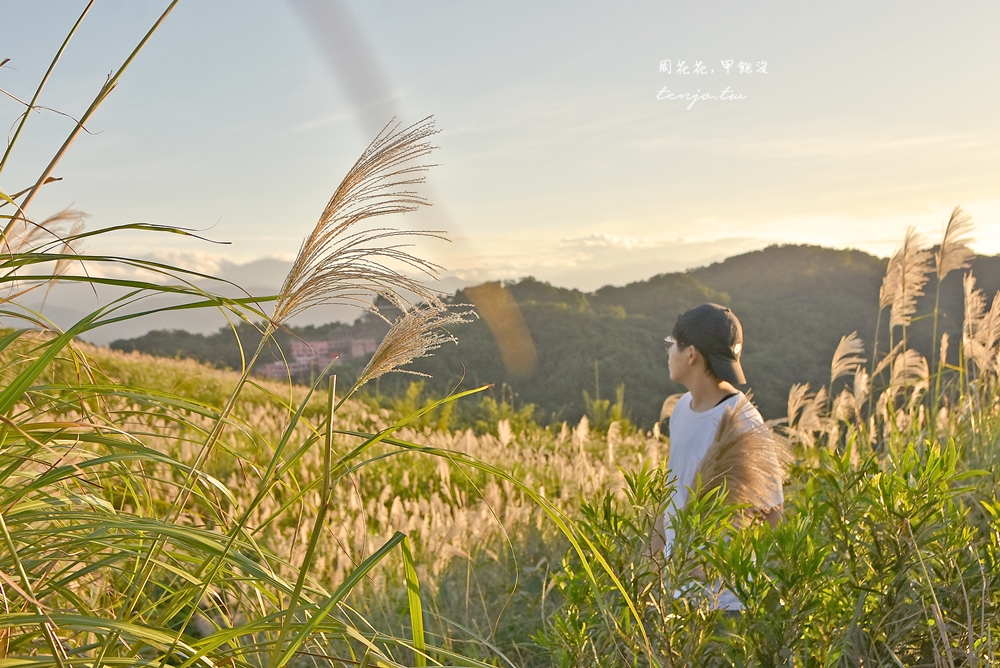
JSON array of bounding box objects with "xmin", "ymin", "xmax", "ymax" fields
[{"xmin": 650, "ymin": 303, "xmax": 784, "ymax": 611}]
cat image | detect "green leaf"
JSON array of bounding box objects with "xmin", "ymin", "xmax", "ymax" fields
[{"xmin": 400, "ymin": 535, "xmax": 426, "ymax": 666}]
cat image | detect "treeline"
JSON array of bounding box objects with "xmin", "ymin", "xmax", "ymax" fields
[{"xmin": 110, "ymin": 244, "xmax": 1000, "ymax": 425}]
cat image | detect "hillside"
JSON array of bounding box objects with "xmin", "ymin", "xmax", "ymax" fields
[{"xmin": 109, "ymin": 244, "xmax": 1000, "ymax": 424}]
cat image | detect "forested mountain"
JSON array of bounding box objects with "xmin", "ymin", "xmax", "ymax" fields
[{"xmin": 110, "ymin": 244, "xmax": 1000, "ymax": 425}]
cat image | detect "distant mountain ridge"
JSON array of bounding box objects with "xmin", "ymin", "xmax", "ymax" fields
[{"xmin": 110, "ymin": 244, "xmax": 1000, "ymax": 424}]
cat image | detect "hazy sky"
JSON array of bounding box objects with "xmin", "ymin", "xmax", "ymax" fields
[{"xmin": 3, "ymin": 0, "xmax": 1000, "ymax": 294}]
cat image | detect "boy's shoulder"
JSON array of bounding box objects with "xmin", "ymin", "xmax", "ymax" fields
[
  {"xmin": 721, "ymin": 391, "xmax": 764, "ymax": 426},
  {"xmin": 673, "ymin": 391, "xmax": 759, "ymax": 422}
]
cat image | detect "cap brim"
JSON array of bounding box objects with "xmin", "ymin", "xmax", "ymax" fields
[{"xmin": 709, "ymin": 354, "xmax": 746, "ymax": 385}]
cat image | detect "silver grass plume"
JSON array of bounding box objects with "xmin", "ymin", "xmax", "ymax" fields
[
  {"xmin": 873, "ymin": 340, "xmax": 904, "ymax": 378},
  {"xmin": 660, "ymin": 393, "xmax": 684, "ymax": 421},
  {"xmin": 935, "ymin": 206, "xmax": 974, "ymax": 281},
  {"xmin": 879, "ymin": 250, "xmax": 900, "ymax": 310},
  {"xmin": 852, "ymin": 367, "xmax": 870, "ymax": 417},
  {"xmin": 961, "ymin": 272, "xmax": 1000, "ymax": 374},
  {"xmin": 974, "ymin": 293, "xmax": 1000, "ymax": 375},
  {"xmin": 785, "ymin": 383, "xmax": 828, "ymax": 448},
  {"xmin": 833, "ymin": 361, "xmax": 870, "ymax": 433},
  {"xmin": 3, "ymin": 208, "xmax": 87, "ymax": 258},
  {"xmin": 695, "ymin": 394, "xmax": 790, "ymax": 509},
  {"xmin": 801, "ymin": 386, "xmax": 829, "ymax": 445},
  {"xmin": 556, "ymin": 422, "xmax": 570, "ymax": 445},
  {"xmin": 884, "ymin": 227, "xmax": 933, "ymax": 329},
  {"xmin": 832, "ymin": 387, "xmax": 854, "ymax": 422},
  {"xmin": 51, "ymin": 218, "xmax": 87, "ymax": 278},
  {"xmin": 890, "ymin": 348, "xmax": 929, "ymax": 398},
  {"xmin": 876, "ymin": 390, "xmax": 890, "ymax": 422},
  {"xmin": 573, "ymin": 415, "xmax": 589, "ymax": 453},
  {"xmin": 43, "ymin": 217, "xmax": 87, "ymax": 308},
  {"xmin": 963, "ymin": 272, "xmax": 986, "ymax": 349},
  {"xmin": 607, "ymin": 421, "xmax": 621, "ymax": 465},
  {"xmin": 271, "ymin": 117, "xmax": 446, "ymax": 327},
  {"xmin": 830, "ymin": 331, "xmax": 865, "ymax": 383},
  {"xmin": 355, "ymin": 302, "xmax": 472, "ymax": 387},
  {"xmin": 786, "ymin": 383, "xmax": 811, "ymax": 429}
]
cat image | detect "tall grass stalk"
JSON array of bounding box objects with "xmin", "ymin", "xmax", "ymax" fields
[
  {"xmin": 1, "ymin": 15, "xmax": 660, "ymax": 664},
  {"xmin": 931, "ymin": 207, "xmax": 974, "ymax": 434},
  {"xmin": 1, "ymin": 1, "xmax": 180, "ymax": 236},
  {"xmin": 0, "ymin": 10, "xmax": 563, "ymax": 667},
  {"xmin": 0, "ymin": 1, "xmax": 93, "ymax": 176}
]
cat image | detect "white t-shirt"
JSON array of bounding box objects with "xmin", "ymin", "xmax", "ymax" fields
[{"xmin": 663, "ymin": 390, "xmax": 783, "ymax": 610}]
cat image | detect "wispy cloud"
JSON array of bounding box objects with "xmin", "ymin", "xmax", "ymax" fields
[{"xmin": 562, "ymin": 233, "xmax": 658, "ymax": 250}]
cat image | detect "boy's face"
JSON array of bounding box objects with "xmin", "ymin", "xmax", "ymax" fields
[{"xmin": 667, "ymin": 340, "xmax": 699, "ymax": 386}]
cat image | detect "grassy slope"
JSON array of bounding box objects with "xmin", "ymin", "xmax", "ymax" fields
[{"xmin": 69, "ymin": 341, "xmax": 660, "ymax": 666}]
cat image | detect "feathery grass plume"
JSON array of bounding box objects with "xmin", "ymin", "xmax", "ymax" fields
[
  {"xmin": 557, "ymin": 421, "xmax": 570, "ymax": 445},
  {"xmin": 887, "ymin": 227, "xmax": 933, "ymax": 330},
  {"xmin": 833, "ymin": 387, "xmax": 855, "ymax": 422},
  {"xmin": 873, "ymin": 340, "xmax": 904, "ymax": 378},
  {"xmin": 935, "ymin": 206, "xmax": 975, "ymax": 281},
  {"xmin": 963, "ymin": 272, "xmax": 986, "ymax": 345},
  {"xmin": 153, "ymin": 116, "xmax": 456, "ymax": 551},
  {"xmin": 786, "ymin": 383, "xmax": 811, "ymax": 428},
  {"xmin": 573, "ymin": 414, "xmax": 589, "ymax": 453},
  {"xmin": 660, "ymin": 393, "xmax": 684, "ymax": 421},
  {"xmin": 42, "ymin": 216, "xmax": 86, "ymax": 309},
  {"xmin": 890, "ymin": 348, "xmax": 930, "ymax": 398},
  {"xmin": 853, "ymin": 367, "xmax": 870, "ymax": 415},
  {"xmin": 355, "ymin": 302, "xmax": 472, "ymax": 387},
  {"xmin": 831, "ymin": 331, "xmax": 865, "ymax": 382},
  {"xmin": 607, "ymin": 421, "xmax": 621, "ymax": 465},
  {"xmin": 695, "ymin": 394, "xmax": 791, "ymax": 509},
  {"xmin": 2, "ymin": 207, "xmax": 87, "ymax": 258},
  {"xmin": 804, "ymin": 386, "xmax": 829, "ymax": 440},
  {"xmin": 497, "ymin": 418, "xmax": 513, "ymax": 446},
  {"xmin": 3, "ymin": 208, "xmax": 87, "ymax": 306},
  {"xmin": 930, "ymin": 208, "xmax": 974, "ymax": 424},
  {"xmin": 786, "ymin": 383, "xmax": 828, "ymax": 447},
  {"xmin": 939, "ymin": 332, "xmax": 949, "ymax": 370},
  {"xmin": 828, "ymin": 388, "xmax": 856, "ymax": 449},
  {"xmin": 879, "ymin": 250, "xmax": 900, "ymax": 310},
  {"xmin": 961, "ymin": 272, "xmax": 1000, "ymax": 374},
  {"xmin": 876, "ymin": 389, "xmax": 890, "ymax": 421},
  {"xmin": 51, "ymin": 217, "xmax": 86, "ymax": 276},
  {"xmin": 270, "ymin": 117, "xmax": 446, "ymax": 326},
  {"xmin": 977, "ymin": 293, "xmax": 1000, "ymax": 372}
]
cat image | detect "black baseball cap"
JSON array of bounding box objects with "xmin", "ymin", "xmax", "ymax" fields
[{"xmin": 671, "ymin": 303, "xmax": 746, "ymax": 385}]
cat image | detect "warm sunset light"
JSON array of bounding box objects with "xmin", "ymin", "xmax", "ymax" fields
[{"xmin": 3, "ymin": 3, "xmax": 999, "ymax": 664}]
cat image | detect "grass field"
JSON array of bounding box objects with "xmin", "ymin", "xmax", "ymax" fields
[{"xmin": 3, "ymin": 10, "xmax": 1000, "ymax": 665}]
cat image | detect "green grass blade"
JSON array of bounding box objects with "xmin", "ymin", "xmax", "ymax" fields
[
  {"xmin": 266, "ymin": 532, "xmax": 406, "ymax": 668},
  {"xmin": 400, "ymin": 535, "xmax": 426, "ymax": 667},
  {"xmin": 0, "ymin": 2, "xmax": 94, "ymax": 175}
]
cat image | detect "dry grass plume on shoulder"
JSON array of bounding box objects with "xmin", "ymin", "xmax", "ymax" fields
[{"xmin": 695, "ymin": 395, "xmax": 791, "ymax": 511}]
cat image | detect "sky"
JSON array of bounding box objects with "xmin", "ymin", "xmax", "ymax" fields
[{"xmin": 2, "ymin": 1, "xmax": 1000, "ymax": 338}]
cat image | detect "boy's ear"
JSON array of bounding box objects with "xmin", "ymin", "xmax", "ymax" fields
[
  {"xmin": 688, "ymin": 346, "xmax": 712, "ymax": 374},
  {"xmin": 686, "ymin": 345, "xmax": 704, "ymax": 366}
]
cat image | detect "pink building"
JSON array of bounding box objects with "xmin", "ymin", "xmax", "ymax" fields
[{"xmin": 258, "ymin": 336, "xmax": 378, "ymax": 380}]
